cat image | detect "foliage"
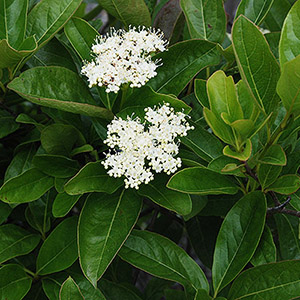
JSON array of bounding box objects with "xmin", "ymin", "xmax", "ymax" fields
[{"xmin": 1, "ymin": 0, "xmax": 300, "ymax": 299}]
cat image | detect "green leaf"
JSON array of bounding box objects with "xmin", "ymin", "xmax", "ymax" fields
[
  {"xmin": 181, "ymin": 121, "xmax": 223, "ymax": 162},
  {"xmin": 138, "ymin": 174, "xmax": 192, "ymax": 215},
  {"xmin": 65, "ymin": 162, "xmax": 123, "ymax": 195},
  {"xmin": 97, "ymin": 0, "xmax": 151, "ymax": 27},
  {"xmin": 180, "ymin": 0, "xmax": 226, "ymax": 43},
  {"xmin": 251, "ymin": 225, "xmax": 276, "ymax": 266},
  {"xmin": 228, "ymin": 260, "xmax": 300, "ymax": 300},
  {"xmin": 0, "ymin": 109, "xmax": 20, "ymax": 138},
  {"xmin": 0, "ymin": 202, "xmax": 12, "ymax": 225},
  {"xmin": 208, "ymin": 156, "xmax": 243, "ymax": 177},
  {"xmin": 0, "ymin": 264, "xmax": 32, "ymax": 300},
  {"xmin": 0, "ymin": 168, "xmax": 54, "ymax": 204},
  {"xmin": 183, "ymin": 195, "xmax": 208, "ymax": 221},
  {"xmin": 0, "ymin": 224, "xmax": 40, "ymax": 264},
  {"xmin": 65, "ymin": 17, "xmax": 99, "ymax": 61},
  {"xmin": 266, "ymin": 174, "xmax": 300, "ymax": 194},
  {"xmin": 70, "ymin": 145, "xmax": 94, "ymax": 157},
  {"xmin": 258, "ymin": 144, "xmax": 286, "ymax": 165},
  {"xmin": 52, "ymin": 193, "xmax": 81, "ymax": 218},
  {"xmin": 42, "ymin": 273, "xmax": 68, "ymax": 300},
  {"xmin": 118, "ymin": 86, "xmax": 191, "ymax": 119},
  {"xmin": 8, "ymin": 67, "xmax": 113, "ymax": 119},
  {"xmin": 148, "ymin": 40, "xmax": 220, "ymax": 96},
  {"xmin": 119, "ymin": 230, "xmax": 209, "ymax": 292},
  {"xmin": 36, "ymin": 216, "xmax": 78, "ymax": 275},
  {"xmin": 277, "ymin": 54, "xmax": 300, "ymax": 116},
  {"xmin": 27, "ymin": 0, "xmax": 82, "ymax": 48},
  {"xmin": 265, "ymin": 32, "xmax": 281, "ymax": 60},
  {"xmin": 274, "ymin": 214, "xmax": 300, "ymax": 260},
  {"xmin": 232, "ymin": 15, "xmax": 280, "ymax": 115},
  {"xmin": 167, "ymin": 167, "xmax": 239, "ymax": 195},
  {"xmin": 235, "ymin": 0, "xmax": 274, "ymax": 25},
  {"xmin": 79, "ymin": 190, "xmax": 142, "ymax": 286},
  {"xmin": 279, "ymin": 0, "xmax": 300, "ymax": 66},
  {"xmin": 59, "ymin": 277, "xmax": 85, "ymax": 300},
  {"xmin": 33, "ymin": 154, "xmax": 80, "ymax": 178},
  {"xmin": 194, "ymin": 79, "xmax": 209, "ymax": 108},
  {"xmin": 212, "ymin": 191, "xmax": 266, "ymax": 295},
  {"xmin": 258, "ymin": 164, "xmax": 282, "ymax": 190}
]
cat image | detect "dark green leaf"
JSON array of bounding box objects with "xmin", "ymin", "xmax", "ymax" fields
[
  {"xmin": 258, "ymin": 164, "xmax": 282, "ymax": 190},
  {"xmin": 266, "ymin": 174, "xmax": 300, "ymax": 194},
  {"xmin": 79, "ymin": 190, "xmax": 142, "ymax": 286},
  {"xmin": 0, "ymin": 202, "xmax": 12, "ymax": 224},
  {"xmin": 0, "ymin": 109, "xmax": 20, "ymax": 138},
  {"xmin": 0, "ymin": 224, "xmax": 40, "ymax": 264},
  {"xmin": 228, "ymin": 260, "xmax": 300, "ymax": 300},
  {"xmin": 0, "ymin": 168, "xmax": 54, "ymax": 204},
  {"xmin": 119, "ymin": 230, "xmax": 209, "ymax": 292},
  {"xmin": 36, "ymin": 216, "xmax": 78, "ymax": 275},
  {"xmin": 194, "ymin": 79, "xmax": 209, "ymax": 108},
  {"xmin": 167, "ymin": 167, "xmax": 239, "ymax": 195},
  {"xmin": 212, "ymin": 191, "xmax": 266, "ymax": 295},
  {"xmin": 181, "ymin": 0, "xmax": 226, "ymax": 43},
  {"xmin": 258, "ymin": 144, "xmax": 287, "ymax": 165},
  {"xmin": 59, "ymin": 277, "xmax": 84, "ymax": 300},
  {"xmin": 65, "ymin": 162, "xmax": 123, "ymax": 195},
  {"xmin": 52, "ymin": 193, "xmax": 81, "ymax": 218},
  {"xmin": 148, "ymin": 40, "xmax": 220, "ymax": 96}
]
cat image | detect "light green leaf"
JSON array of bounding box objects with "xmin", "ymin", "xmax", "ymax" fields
[
  {"xmin": 180, "ymin": 0, "xmax": 226, "ymax": 43},
  {"xmin": 138, "ymin": 174, "xmax": 192, "ymax": 215},
  {"xmin": 64, "ymin": 162, "xmax": 123, "ymax": 195},
  {"xmin": 235, "ymin": 0, "xmax": 274, "ymax": 25},
  {"xmin": 36, "ymin": 216, "xmax": 78, "ymax": 275},
  {"xmin": 232, "ymin": 15, "xmax": 280, "ymax": 115},
  {"xmin": 279, "ymin": 0, "xmax": 300, "ymax": 66},
  {"xmin": 0, "ymin": 224, "xmax": 40, "ymax": 264},
  {"xmin": 228, "ymin": 260, "xmax": 300, "ymax": 300},
  {"xmin": 167, "ymin": 167, "xmax": 239, "ymax": 195},
  {"xmin": 79, "ymin": 190, "xmax": 142, "ymax": 286},
  {"xmin": 52, "ymin": 193, "xmax": 81, "ymax": 218},
  {"xmin": 212, "ymin": 191, "xmax": 266, "ymax": 295},
  {"xmin": 265, "ymin": 174, "xmax": 300, "ymax": 194},
  {"xmin": 27, "ymin": 0, "xmax": 82, "ymax": 48},
  {"xmin": 119, "ymin": 230, "xmax": 209, "ymax": 292},
  {"xmin": 148, "ymin": 40, "xmax": 220, "ymax": 96},
  {"xmin": 8, "ymin": 67, "xmax": 113, "ymax": 119},
  {"xmin": 0, "ymin": 168, "xmax": 53, "ymax": 203},
  {"xmin": 258, "ymin": 164, "xmax": 282, "ymax": 190},
  {"xmin": 59, "ymin": 277, "xmax": 85, "ymax": 300},
  {"xmin": 258, "ymin": 144, "xmax": 286, "ymax": 165},
  {"xmin": 97, "ymin": 0, "xmax": 151, "ymax": 27},
  {"xmin": 0, "ymin": 264, "xmax": 32, "ymax": 300}
]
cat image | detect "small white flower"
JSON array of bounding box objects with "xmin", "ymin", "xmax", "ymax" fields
[
  {"xmin": 102, "ymin": 103, "xmax": 194, "ymax": 189},
  {"xmin": 81, "ymin": 26, "xmax": 168, "ymax": 93}
]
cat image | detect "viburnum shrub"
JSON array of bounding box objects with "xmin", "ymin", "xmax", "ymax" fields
[{"xmin": 1, "ymin": 0, "xmax": 300, "ymax": 299}]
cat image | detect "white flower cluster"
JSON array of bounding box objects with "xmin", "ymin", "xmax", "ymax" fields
[
  {"xmin": 102, "ymin": 104, "xmax": 194, "ymax": 189},
  {"xmin": 81, "ymin": 26, "xmax": 168, "ymax": 93}
]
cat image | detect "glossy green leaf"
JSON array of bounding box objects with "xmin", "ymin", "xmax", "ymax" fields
[
  {"xmin": 258, "ymin": 144, "xmax": 286, "ymax": 165},
  {"xmin": 0, "ymin": 224, "xmax": 40, "ymax": 264},
  {"xmin": 0, "ymin": 109, "xmax": 20, "ymax": 139},
  {"xmin": 228, "ymin": 260, "xmax": 300, "ymax": 300},
  {"xmin": 183, "ymin": 195, "xmax": 208, "ymax": 221},
  {"xmin": 0, "ymin": 264, "xmax": 32, "ymax": 300},
  {"xmin": 208, "ymin": 156, "xmax": 243, "ymax": 177},
  {"xmin": 180, "ymin": 0, "xmax": 226, "ymax": 43},
  {"xmin": 251, "ymin": 225, "xmax": 276, "ymax": 266},
  {"xmin": 97, "ymin": 0, "xmax": 151, "ymax": 27},
  {"xmin": 235, "ymin": 0, "xmax": 274, "ymax": 25},
  {"xmin": 258, "ymin": 164, "xmax": 282, "ymax": 190},
  {"xmin": 42, "ymin": 273, "xmax": 68, "ymax": 300},
  {"xmin": 138, "ymin": 174, "xmax": 192, "ymax": 215},
  {"xmin": 79, "ymin": 190, "xmax": 142, "ymax": 286},
  {"xmin": 8, "ymin": 67, "xmax": 113, "ymax": 119},
  {"xmin": 52, "ymin": 193, "xmax": 81, "ymax": 218},
  {"xmin": 232, "ymin": 16, "xmax": 280, "ymax": 115},
  {"xmin": 212, "ymin": 191, "xmax": 266, "ymax": 295},
  {"xmin": 27, "ymin": 0, "xmax": 82, "ymax": 48},
  {"xmin": 265, "ymin": 32, "xmax": 281, "ymax": 60},
  {"xmin": 36, "ymin": 216, "xmax": 78, "ymax": 275},
  {"xmin": 277, "ymin": 54, "xmax": 300, "ymax": 116},
  {"xmin": 0, "ymin": 168, "xmax": 54, "ymax": 203},
  {"xmin": 266, "ymin": 174, "xmax": 300, "ymax": 194},
  {"xmin": 33, "ymin": 154, "xmax": 80, "ymax": 178},
  {"xmin": 148, "ymin": 40, "xmax": 220, "ymax": 96},
  {"xmin": 279, "ymin": 0, "xmax": 300, "ymax": 66},
  {"xmin": 194, "ymin": 79, "xmax": 209, "ymax": 108},
  {"xmin": 64, "ymin": 162, "xmax": 123, "ymax": 195},
  {"xmin": 65, "ymin": 17, "xmax": 99, "ymax": 61},
  {"xmin": 167, "ymin": 167, "xmax": 239, "ymax": 195},
  {"xmin": 181, "ymin": 121, "xmax": 223, "ymax": 162},
  {"xmin": 70, "ymin": 145, "xmax": 94, "ymax": 157},
  {"xmin": 274, "ymin": 214, "xmax": 300, "ymax": 260},
  {"xmin": 59, "ymin": 277, "xmax": 84, "ymax": 300},
  {"xmin": 119, "ymin": 230, "xmax": 209, "ymax": 292},
  {"xmin": 118, "ymin": 86, "xmax": 191, "ymax": 119}
]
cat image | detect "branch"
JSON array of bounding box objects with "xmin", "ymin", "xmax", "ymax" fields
[{"xmin": 267, "ymin": 196, "xmax": 291, "ymax": 213}]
